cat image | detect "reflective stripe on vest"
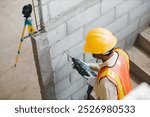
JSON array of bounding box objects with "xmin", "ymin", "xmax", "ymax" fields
[{"xmin": 97, "ymin": 48, "xmax": 132, "ymax": 100}]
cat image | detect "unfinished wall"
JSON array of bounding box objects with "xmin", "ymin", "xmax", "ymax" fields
[{"xmin": 34, "ymin": 0, "xmax": 150, "ymax": 99}]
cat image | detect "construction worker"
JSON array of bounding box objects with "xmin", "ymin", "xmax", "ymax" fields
[{"xmin": 84, "ymin": 28, "xmax": 132, "ymax": 100}]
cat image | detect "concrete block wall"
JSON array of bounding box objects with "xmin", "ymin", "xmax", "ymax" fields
[{"xmin": 36, "ymin": 0, "xmax": 150, "ymax": 99}]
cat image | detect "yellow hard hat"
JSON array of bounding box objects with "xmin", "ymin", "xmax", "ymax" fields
[{"xmin": 84, "ymin": 28, "xmax": 117, "ymax": 54}]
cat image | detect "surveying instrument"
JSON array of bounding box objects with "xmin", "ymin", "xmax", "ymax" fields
[{"xmin": 14, "ymin": 4, "xmax": 35, "ymax": 67}]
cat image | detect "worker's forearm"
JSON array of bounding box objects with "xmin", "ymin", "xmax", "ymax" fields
[{"xmin": 83, "ymin": 61, "xmax": 100, "ymax": 72}]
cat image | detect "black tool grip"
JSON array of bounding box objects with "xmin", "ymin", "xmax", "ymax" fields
[{"xmin": 72, "ymin": 57, "xmax": 97, "ymax": 77}]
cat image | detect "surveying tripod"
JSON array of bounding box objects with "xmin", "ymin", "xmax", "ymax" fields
[{"xmin": 15, "ymin": 4, "xmax": 35, "ymax": 67}]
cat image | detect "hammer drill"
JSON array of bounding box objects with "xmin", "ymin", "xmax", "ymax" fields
[
  {"xmin": 65, "ymin": 52, "xmax": 97, "ymax": 99},
  {"xmin": 65, "ymin": 53, "xmax": 97, "ymax": 78}
]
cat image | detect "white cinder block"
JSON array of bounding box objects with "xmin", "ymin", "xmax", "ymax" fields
[
  {"xmin": 56, "ymin": 78, "xmax": 85, "ymax": 99},
  {"xmin": 139, "ymin": 10, "xmax": 150, "ymax": 27},
  {"xmin": 50, "ymin": 28, "xmax": 83, "ymax": 59},
  {"xmin": 67, "ymin": 3, "xmax": 100, "ymax": 33},
  {"xmin": 129, "ymin": 0, "xmax": 150, "ymax": 22},
  {"xmin": 41, "ymin": 4, "xmax": 49, "ymax": 22},
  {"xmin": 55, "ymin": 76, "xmax": 70, "ymax": 94},
  {"xmin": 84, "ymin": 9, "xmax": 115, "ymax": 37},
  {"xmin": 115, "ymin": 19, "xmax": 139, "ymax": 41},
  {"xmin": 101, "ymin": 0, "xmax": 125, "ymax": 14},
  {"xmin": 68, "ymin": 41, "xmax": 85, "ymax": 58},
  {"xmin": 65, "ymin": 96, "xmax": 72, "ymax": 100},
  {"xmin": 49, "ymin": 0, "xmax": 83, "ymax": 18},
  {"xmin": 53, "ymin": 59, "xmax": 77, "ymax": 83},
  {"xmin": 72, "ymin": 85, "xmax": 88, "ymax": 100},
  {"xmin": 125, "ymin": 31, "xmax": 138, "ymax": 49},
  {"xmin": 114, "ymin": 0, "xmax": 126, "ymax": 6},
  {"xmin": 54, "ymin": 63, "xmax": 73, "ymax": 83},
  {"xmin": 41, "ymin": 0, "xmax": 49, "ymax": 4},
  {"xmin": 48, "ymin": 23, "xmax": 67, "ymax": 47},
  {"xmin": 116, "ymin": 39, "xmax": 126, "ymax": 50},
  {"xmin": 116, "ymin": 0, "xmax": 142, "ymax": 18},
  {"xmin": 68, "ymin": 50, "xmax": 84, "ymax": 61},
  {"xmin": 51, "ymin": 53, "xmax": 68, "ymax": 72},
  {"xmin": 70, "ymin": 71, "xmax": 82, "ymax": 84},
  {"xmin": 142, "ymin": 0, "xmax": 148, "ymax": 3},
  {"xmin": 106, "ymin": 14, "xmax": 128, "ymax": 33},
  {"xmin": 79, "ymin": 95, "xmax": 87, "ymax": 100}
]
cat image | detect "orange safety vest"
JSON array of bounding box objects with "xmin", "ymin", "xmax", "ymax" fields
[{"xmin": 97, "ymin": 48, "xmax": 132, "ymax": 100}]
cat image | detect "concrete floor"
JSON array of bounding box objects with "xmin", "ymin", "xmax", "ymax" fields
[{"xmin": 0, "ymin": 0, "xmax": 41, "ymax": 99}]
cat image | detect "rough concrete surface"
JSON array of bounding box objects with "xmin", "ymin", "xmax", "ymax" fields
[{"xmin": 0, "ymin": 0, "xmax": 41, "ymax": 99}]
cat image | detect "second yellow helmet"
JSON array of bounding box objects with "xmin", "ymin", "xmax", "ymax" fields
[{"xmin": 84, "ymin": 28, "xmax": 117, "ymax": 54}]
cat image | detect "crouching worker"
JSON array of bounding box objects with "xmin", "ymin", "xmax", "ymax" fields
[{"xmin": 84, "ymin": 28, "xmax": 132, "ymax": 100}]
